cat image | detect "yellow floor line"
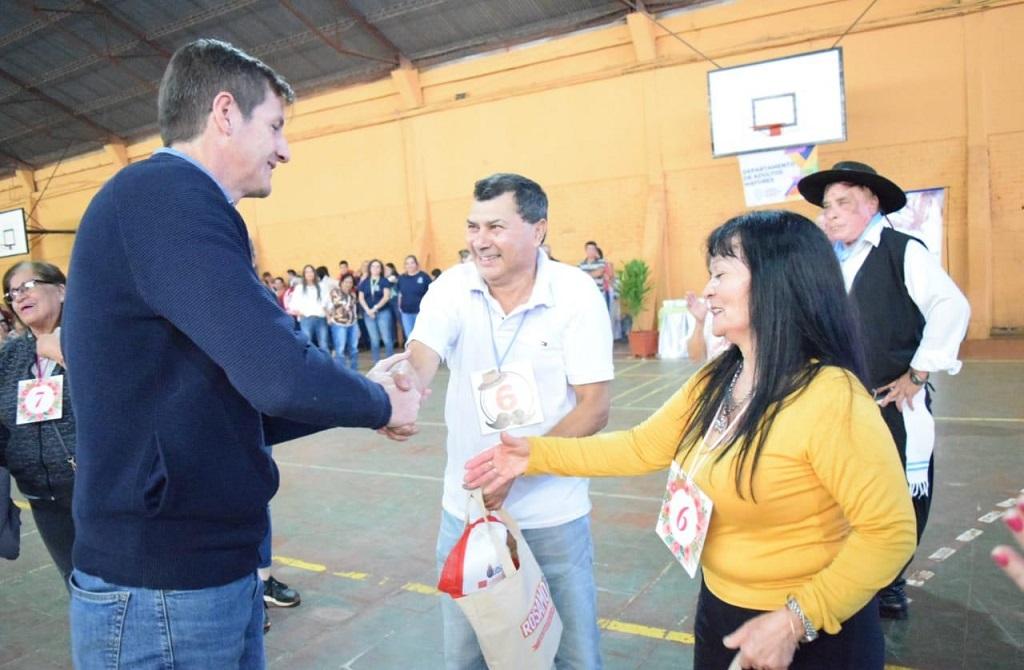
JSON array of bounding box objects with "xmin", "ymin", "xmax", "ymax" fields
[
  {"xmin": 402, "ymin": 581, "xmax": 441, "ymax": 595},
  {"xmin": 272, "ymin": 555, "xmax": 326, "ymax": 573},
  {"xmin": 273, "ymin": 555, "xmax": 915, "ymax": 667},
  {"xmin": 624, "ymin": 378, "xmax": 685, "ymax": 405},
  {"xmin": 611, "ymin": 376, "xmax": 669, "ymax": 403},
  {"xmin": 598, "ymin": 617, "xmax": 694, "ymax": 644},
  {"xmin": 614, "ymin": 361, "xmax": 650, "ymax": 375}
]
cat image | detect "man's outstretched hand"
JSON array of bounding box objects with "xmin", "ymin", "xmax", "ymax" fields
[{"xmin": 367, "ymin": 352, "xmax": 429, "ymax": 441}]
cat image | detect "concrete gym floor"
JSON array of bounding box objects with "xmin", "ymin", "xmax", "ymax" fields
[{"xmin": 1, "ymin": 346, "xmax": 1022, "ymax": 669}]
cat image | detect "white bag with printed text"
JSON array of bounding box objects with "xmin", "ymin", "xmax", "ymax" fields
[{"xmin": 437, "ymin": 489, "xmax": 562, "ymax": 670}]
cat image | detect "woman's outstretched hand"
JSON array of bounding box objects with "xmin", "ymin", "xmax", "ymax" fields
[{"xmin": 464, "ymin": 432, "xmax": 531, "ymax": 495}]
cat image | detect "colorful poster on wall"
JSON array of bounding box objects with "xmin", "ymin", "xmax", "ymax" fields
[
  {"xmin": 738, "ymin": 145, "xmax": 818, "ymax": 207},
  {"xmin": 887, "ymin": 188, "xmax": 946, "ymax": 261}
]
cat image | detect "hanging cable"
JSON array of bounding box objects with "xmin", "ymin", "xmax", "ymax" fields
[
  {"xmin": 832, "ymin": 0, "xmax": 880, "ymax": 48},
  {"xmin": 617, "ymin": 0, "xmax": 722, "ymax": 69},
  {"xmin": 24, "ymin": 139, "xmax": 74, "ymax": 230}
]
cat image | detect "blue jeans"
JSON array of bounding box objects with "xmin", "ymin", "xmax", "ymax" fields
[
  {"xmin": 70, "ymin": 569, "xmax": 265, "ymax": 669},
  {"xmin": 329, "ymin": 323, "xmax": 360, "ymax": 370},
  {"xmin": 400, "ymin": 311, "xmax": 418, "ymax": 342},
  {"xmin": 363, "ymin": 309, "xmax": 394, "ymax": 363},
  {"xmin": 298, "ymin": 316, "xmax": 329, "ymax": 352},
  {"xmin": 436, "ymin": 510, "xmax": 602, "ymax": 670}
]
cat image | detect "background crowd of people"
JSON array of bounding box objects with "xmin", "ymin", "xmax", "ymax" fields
[{"xmin": 257, "ymin": 240, "xmax": 626, "ymax": 369}]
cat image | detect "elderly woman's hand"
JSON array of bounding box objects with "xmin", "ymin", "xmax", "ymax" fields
[
  {"xmin": 722, "ymin": 607, "xmax": 801, "ymax": 670},
  {"xmin": 992, "ymin": 493, "xmax": 1024, "ymax": 591}
]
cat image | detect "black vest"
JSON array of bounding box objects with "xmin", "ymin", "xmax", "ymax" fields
[{"xmin": 849, "ymin": 228, "xmax": 926, "ymax": 389}]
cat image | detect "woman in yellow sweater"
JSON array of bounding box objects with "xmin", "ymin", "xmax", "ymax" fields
[{"xmin": 465, "ymin": 210, "xmax": 916, "ymax": 670}]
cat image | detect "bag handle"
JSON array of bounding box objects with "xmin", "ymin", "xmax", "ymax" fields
[{"xmin": 467, "ymin": 488, "xmax": 518, "ymax": 578}]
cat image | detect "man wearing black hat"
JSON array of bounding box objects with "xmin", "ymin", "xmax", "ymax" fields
[{"xmin": 798, "ymin": 161, "xmax": 970, "ymax": 620}]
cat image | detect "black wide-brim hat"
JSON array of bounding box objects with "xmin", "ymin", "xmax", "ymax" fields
[{"xmin": 798, "ymin": 160, "xmax": 907, "ymax": 214}]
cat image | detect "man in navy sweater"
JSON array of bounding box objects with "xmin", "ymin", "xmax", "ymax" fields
[{"xmin": 62, "ymin": 39, "xmax": 421, "ymax": 668}]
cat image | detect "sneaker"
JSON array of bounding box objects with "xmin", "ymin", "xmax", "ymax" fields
[
  {"xmin": 263, "ymin": 576, "xmax": 301, "ymax": 608},
  {"xmin": 878, "ymin": 581, "xmax": 909, "ymax": 620},
  {"xmin": 263, "ymin": 602, "xmax": 271, "ymax": 633}
]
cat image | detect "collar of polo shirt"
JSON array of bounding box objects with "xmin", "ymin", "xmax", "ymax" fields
[{"xmin": 468, "ymin": 249, "xmax": 556, "ymax": 316}]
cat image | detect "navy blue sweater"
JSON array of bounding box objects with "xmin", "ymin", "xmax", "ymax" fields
[{"xmin": 63, "ymin": 153, "xmax": 392, "ymax": 589}]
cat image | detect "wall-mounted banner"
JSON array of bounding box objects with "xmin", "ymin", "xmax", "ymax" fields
[
  {"xmin": 738, "ymin": 145, "xmax": 819, "ymax": 207},
  {"xmin": 888, "ymin": 188, "xmax": 946, "ymax": 261}
]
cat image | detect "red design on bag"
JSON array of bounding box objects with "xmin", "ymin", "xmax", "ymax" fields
[
  {"xmin": 438, "ymin": 515, "xmax": 520, "ymax": 598},
  {"xmin": 520, "ymin": 580, "xmax": 553, "ymax": 639}
]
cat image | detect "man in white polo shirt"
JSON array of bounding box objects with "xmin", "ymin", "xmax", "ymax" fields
[{"xmin": 395, "ymin": 173, "xmax": 613, "ymax": 668}]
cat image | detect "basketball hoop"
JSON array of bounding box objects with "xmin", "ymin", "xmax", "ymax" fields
[{"xmin": 753, "ymin": 124, "xmax": 784, "ymax": 137}]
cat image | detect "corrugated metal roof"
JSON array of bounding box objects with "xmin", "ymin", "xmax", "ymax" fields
[{"xmin": 0, "ymin": 0, "xmax": 707, "ymax": 176}]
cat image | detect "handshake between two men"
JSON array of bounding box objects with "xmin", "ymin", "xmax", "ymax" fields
[{"xmin": 366, "ymin": 351, "xmax": 429, "ymax": 441}]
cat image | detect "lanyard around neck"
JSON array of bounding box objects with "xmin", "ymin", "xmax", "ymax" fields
[{"xmin": 483, "ymin": 297, "xmax": 530, "ymax": 372}]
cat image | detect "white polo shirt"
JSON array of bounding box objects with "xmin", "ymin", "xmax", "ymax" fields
[{"xmin": 411, "ymin": 251, "xmax": 614, "ymax": 529}]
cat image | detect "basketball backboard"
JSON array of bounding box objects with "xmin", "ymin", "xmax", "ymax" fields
[
  {"xmin": 708, "ymin": 48, "xmax": 846, "ymax": 157},
  {"xmin": 0, "ymin": 208, "xmax": 28, "ymax": 258}
]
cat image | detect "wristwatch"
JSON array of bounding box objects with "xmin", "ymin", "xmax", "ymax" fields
[
  {"xmin": 786, "ymin": 596, "xmax": 818, "ymax": 643},
  {"xmin": 909, "ymin": 369, "xmax": 929, "ymax": 386}
]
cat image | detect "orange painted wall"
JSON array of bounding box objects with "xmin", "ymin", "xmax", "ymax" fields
[{"xmin": 0, "ymin": 0, "xmax": 1020, "ymax": 336}]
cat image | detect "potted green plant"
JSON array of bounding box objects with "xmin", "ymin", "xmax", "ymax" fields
[{"xmin": 617, "ymin": 259, "xmax": 658, "ymax": 358}]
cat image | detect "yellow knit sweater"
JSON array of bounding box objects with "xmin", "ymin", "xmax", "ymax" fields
[{"xmin": 526, "ymin": 366, "xmax": 916, "ymax": 634}]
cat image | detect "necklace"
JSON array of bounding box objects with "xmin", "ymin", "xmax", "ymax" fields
[{"xmin": 711, "ymin": 364, "xmax": 754, "ymax": 435}]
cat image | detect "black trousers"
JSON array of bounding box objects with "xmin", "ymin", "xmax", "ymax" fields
[
  {"xmin": 879, "ymin": 396, "xmax": 934, "ymax": 582},
  {"xmin": 28, "ymin": 494, "xmax": 75, "ymax": 587},
  {"xmin": 694, "ymin": 582, "xmax": 884, "ymax": 670}
]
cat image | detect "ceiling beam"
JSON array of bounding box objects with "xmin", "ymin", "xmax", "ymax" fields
[
  {"xmin": 334, "ymin": 0, "xmax": 405, "ymax": 62},
  {"xmin": 104, "ymin": 140, "xmax": 129, "ymax": 168},
  {"xmin": 82, "ymin": 0, "xmax": 172, "ymax": 60},
  {"xmin": 19, "ymin": 0, "xmax": 158, "ymax": 94},
  {"xmin": 278, "ymin": 0, "xmax": 397, "ymax": 65},
  {"xmin": 390, "ymin": 64, "xmax": 422, "ymax": 109},
  {"xmin": 626, "ymin": 11, "xmax": 658, "ymax": 62},
  {"xmin": 15, "ymin": 167, "xmax": 36, "ymax": 194},
  {"xmin": 0, "ymin": 65, "xmax": 122, "ymax": 142}
]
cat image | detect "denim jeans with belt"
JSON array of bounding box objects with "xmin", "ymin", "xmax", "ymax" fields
[
  {"xmin": 70, "ymin": 568, "xmax": 265, "ymax": 669},
  {"xmin": 435, "ymin": 509, "xmax": 603, "ymax": 670}
]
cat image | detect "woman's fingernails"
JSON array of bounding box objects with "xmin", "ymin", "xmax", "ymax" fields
[
  {"xmin": 991, "ymin": 550, "xmax": 1010, "ymax": 568},
  {"xmin": 1006, "ymin": 514, "xmax": 1024, "ymax": 533}
]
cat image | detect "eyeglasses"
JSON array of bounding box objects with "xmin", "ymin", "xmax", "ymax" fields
[{"xmin": 4, "ymin": 279, "xmax": 54, "ymax": 303}]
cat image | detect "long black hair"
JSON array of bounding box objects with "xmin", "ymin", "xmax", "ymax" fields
[
  {"xmin": 677, "ymin": 210, "xmax": 867, "ymax": 499},
  {"xmin": 301, "ymin": 264, "xmax": 320, "ymax": 300}
]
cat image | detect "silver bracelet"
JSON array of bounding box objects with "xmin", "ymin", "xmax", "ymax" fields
[{"xmin": 786, "ymin": 596, "xmax": 818, "ymax": 643}]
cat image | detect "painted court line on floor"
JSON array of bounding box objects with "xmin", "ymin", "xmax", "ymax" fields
[
  {"xmin": 270, "ymin": 553, "xmax": 916, "ymax": 668},
  {"xmin": 611, "ymin": 376, "xmax": 671, "ymax": 403},
  {"xmin": 623, "ymin": 377, "xmax": 687, "ymax": 405},
  {"xmin": 276, "ymin": 460, "xmax": 660, "ymax": 503},
  {"xmin": 272, "ymin": 553, "xmax": 697, "ymax": 647},
  {"xmin": 611, "ymin": 407, "xmax": 1024, "ymax": 422}
]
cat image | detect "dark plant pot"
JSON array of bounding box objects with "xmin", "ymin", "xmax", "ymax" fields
[{"xmin": 628, "ymin": 329, "xmax": 659, "ymax": 358}]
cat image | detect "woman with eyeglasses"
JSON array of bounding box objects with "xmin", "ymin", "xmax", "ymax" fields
[
  {"xmin": 466, "ymin": 211, "xmax": 917, "ymax": 670},
  {"xmin": 0, "ymin": 262, "xmax": 77, "ymax": 587}
]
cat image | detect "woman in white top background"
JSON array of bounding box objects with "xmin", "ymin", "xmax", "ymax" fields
[{"xmin": 288, "ymin": 264, "xmax": 330, "ymax": 352}]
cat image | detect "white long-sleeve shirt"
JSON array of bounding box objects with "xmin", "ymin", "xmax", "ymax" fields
[
  {"xmin": 839, "ymin": 220, "xmax": 970, "ymax": 375},
  {"xmin": 288, "ymin": 284, "xmax": 330, "ymax": 318}
]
